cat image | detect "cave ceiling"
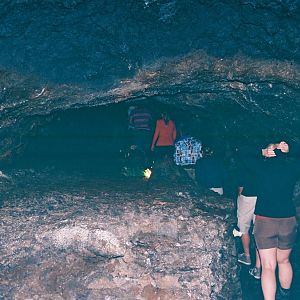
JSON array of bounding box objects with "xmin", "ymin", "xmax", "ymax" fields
[{"xmin": 0, "ymin": 0, "xmax": 300, "ymax": 158}]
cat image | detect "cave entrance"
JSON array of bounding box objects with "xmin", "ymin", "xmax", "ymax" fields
[{"xmin": 17, "ymin": 99, "xmax": 222, "ymax": 177}]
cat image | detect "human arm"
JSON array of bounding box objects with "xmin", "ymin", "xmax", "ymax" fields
[
  {"xmin": 151, "ymin": 121, "xmax": 160, "ymax": 151},
  {"xmin": 279, "ymin": 141, "xmax": 300, "ymax": 176},
  {"xmin": 128, "ymin": 115, "xmax": 134, "ymax": 128},
  {"xmin": 172, "ymin": 122, "xmax": 177, "ymax": 143}
]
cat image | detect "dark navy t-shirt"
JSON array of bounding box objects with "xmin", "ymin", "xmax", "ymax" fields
[{"xmin": 243, "ymin": 149, "xmax": 300, "ymax": 218}]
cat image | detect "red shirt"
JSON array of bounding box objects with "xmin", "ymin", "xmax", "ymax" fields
[{"xmin": 151, "ymin": 119, "xmax": 176, "ymax": 149}]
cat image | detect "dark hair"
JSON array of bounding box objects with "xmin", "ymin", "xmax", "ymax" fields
[
  {"xmin": 162, "ymin": 112, "xmax": 170, "ymax": 124},
  {"xmin": 274, "ymin": 148, "xmax": 288, "ymax": 159}
]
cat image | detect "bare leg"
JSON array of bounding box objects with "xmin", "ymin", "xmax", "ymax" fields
[
  {"xmin": 255, "ymin": 248, "xmax": 261, "ymax": 269},
  {"xmin": 277, "ymin": 248, "xmax": 293, "ymax": 289},
  {"xmin": 259, "ymin": 248, "xmax": 277, "ymax": 300},
  {"xmin": 241, "ymin": 233, "xmax": 251, "ymax": 256}
]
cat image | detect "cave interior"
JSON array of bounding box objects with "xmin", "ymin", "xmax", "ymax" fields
[
  {"xmin": 0, "ymin": 1, "xmax": 300, "ymax": 299},
  {"xmin": 9, "ymin": 95, "xmax": 296, "ymax": 182}
]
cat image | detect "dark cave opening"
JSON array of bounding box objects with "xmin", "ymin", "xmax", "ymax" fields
[
  {"xmin": 6, "ymin": 94, "xmax": 298, "ymax": 203},
  {"xmin": 15, "ymin": 99, "xmax": 226, "ymax": 176},
  {"xmin": 10, "ymin": 96, "xmax": 294, "ymax": 199}
]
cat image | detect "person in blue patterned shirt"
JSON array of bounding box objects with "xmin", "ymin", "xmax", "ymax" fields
[{"xmin": 174, "ymin": 135, "xmax": 202, "ymax": 166}]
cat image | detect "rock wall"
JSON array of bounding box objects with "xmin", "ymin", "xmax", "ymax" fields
[
  {"xmin": 0, "ymin": 0, "xmax": 299, "ymax": 86},
  {"xmin": 0, "ymin": 0, "xmax": 300, "ymax": 159},
  {"xmin": 0, "ymin": 174, "xmax": 241, "ymax": 299}
]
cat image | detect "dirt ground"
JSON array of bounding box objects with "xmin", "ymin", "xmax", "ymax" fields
[{"xmin": 0, "ymin": 168, "xmax": 299, "ymax": 299}]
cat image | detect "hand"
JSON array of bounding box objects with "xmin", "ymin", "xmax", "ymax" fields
[
  {"xmin": 267, "ymin": 143, "xmax": 278, "ymax": 151},
  {"xmin": 277, "ymin": 141, "xmax": 289, "ymax": 153},
  {"xmin": 262, "ymin": 147, "xmax": 276, "ymax": 158}
]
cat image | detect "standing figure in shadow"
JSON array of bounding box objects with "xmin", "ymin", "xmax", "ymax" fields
[
  {"xmin": 151, "ymin": 112, "xmax": 176, "ymax": 160},
  {"xmin": 242, "ymin": 141, "xmax": 299, "ymax": 300},
  {"xmin": 235, "ymin": 145, "xmax": 261, "ymax": 279},
  {"xmin": 128, "ymin": 105, "xmax": 152, "ymax": 167},
  {"xmin": 195, "ymin": 144, "xmax": 227, "ymax": 196},
  {"xmin": 150, "ymin": 112, "xmax": 177, "ymax": 178}
]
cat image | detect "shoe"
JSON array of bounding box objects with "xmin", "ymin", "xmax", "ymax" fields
[
  {"xmin": 238, "ymin": 253, "xmax": 251, "ymax": 265},
  {"xmin": 275, "ymin": 286, "xmax": 291, "ymax": 300},
  {"xmin": 249, "ymin": 267, "xmax": 261, "ymax": 279}
]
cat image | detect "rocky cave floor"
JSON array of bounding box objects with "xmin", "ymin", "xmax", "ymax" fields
[{"xmin": 0, "ymin": 168, "xmax": 299, "ymax": 300}]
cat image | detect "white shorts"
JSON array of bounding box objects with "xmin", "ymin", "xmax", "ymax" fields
[{"xmin": 237, "ymin": 194, "xmax": 257, "ymax": 234}]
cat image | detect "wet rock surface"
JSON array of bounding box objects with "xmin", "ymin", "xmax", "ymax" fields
[{"xmin": 0, "ymin": 170, "xmax": 241, "ymax": 299}]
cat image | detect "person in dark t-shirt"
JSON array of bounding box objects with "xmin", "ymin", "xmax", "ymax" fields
[
  {"xmin": 195, "ymin": 145, "xmax": 226, "ymax": 195},
  {"xmin": 243, "ymin": 141, "xmax": 299, "ymax": 300}
]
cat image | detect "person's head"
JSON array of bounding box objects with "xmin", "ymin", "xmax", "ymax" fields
[
  {"xmin": 273, "ymin": 148, "xmax": 286, "ymax": 158},
  {"xmin": 128, "ymin": 106, "xmax": 135, "ymax": 115},
  {"xmin": 161, "ymin": 112, "xmax": 170, "ymax": 123}
]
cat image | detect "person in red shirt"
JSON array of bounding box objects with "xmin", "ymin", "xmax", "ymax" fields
[{"xmin": 151, "ymin": 112, "xmax": 176, "ymax": 159}]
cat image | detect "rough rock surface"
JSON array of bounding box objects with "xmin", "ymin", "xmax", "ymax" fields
[
  {"xmin": 0, "ymin": 0, "xmax": 300, "ymax": 158},
  {"xmin": 0, "ymin": 170, "xmax": 241, "ymax": 299},
  {"xmin": 0, "ymin": 1, "xmax": 300, "ymax": 298}
]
